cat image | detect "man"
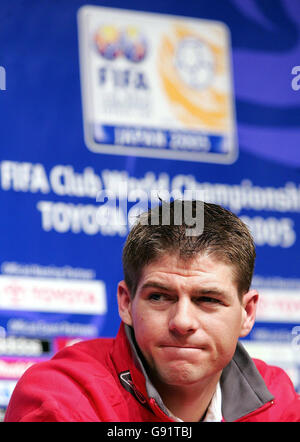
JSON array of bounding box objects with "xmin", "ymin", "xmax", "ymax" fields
[{"xmin": 4, "ymin": 201, "xmax": 299, "ymax": 422}]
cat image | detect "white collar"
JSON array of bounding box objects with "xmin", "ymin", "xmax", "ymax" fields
[{"xmin": 202, "ymin": 381, "xmax": 222, "ymax": 422}]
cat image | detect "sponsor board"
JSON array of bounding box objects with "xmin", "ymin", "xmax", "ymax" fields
[
  {"xmin": 242, "ymin": 340, "xmax": 300, "ymax": 391},
  {"xmin": 0, "ymin": 359, "xmax": 35, "ymax": 380},
  {"xmin": 255, "ymin": 289, "xmax": 300, "ymax": 323},
  {"xmin": 0, "ymin": 336, "xmax": 51, "ymax": 357},
  {"xmin": 78, "ymin": 6, "xmax": 237, "ymax": 163},
  {"xmin": 0, "ymin": 275, "xmax": 107, "ymax": 315},
  {"xmin": 243, "ymin": 285, "xmax": 300, "ymax": 391},
  {"xmin": 53, "ymin": 337, "xmax": 83, "ymax": 353},
  {"xmin": 1, "ymin": 160, "xmax": 299, "ymax": 243},
  {"xmin": 0, "ymin": 380, "xmax": 17, "ymax": 407},
  {"xmin": 4, "ymin": 317, "xmax": 99, "ymax": 338}
]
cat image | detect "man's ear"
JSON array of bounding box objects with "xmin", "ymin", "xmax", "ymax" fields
[
  {"xmin": 117, "ymin": 280, "xmax": 133, "ymax": 326},
  {"xmin": 239, "ymin": 289, "xmax": 259, "ymax": 338}
]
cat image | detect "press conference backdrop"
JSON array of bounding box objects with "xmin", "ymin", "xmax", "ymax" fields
[{"xmin": 0, "ymin": 0, "xmax": 300, "ymax": 419}]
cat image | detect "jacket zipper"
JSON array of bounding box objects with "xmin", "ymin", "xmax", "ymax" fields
[
  {"xmin": 149, "ymin": 398, "xmax": 177, "ymax": 422},
  {"xmin": 151, "ymin": 397, "xmax": 275, "ymax": 422},
  {"xmin": 234, "ymin": 399, "xmax": 275, "ymax": 422}
]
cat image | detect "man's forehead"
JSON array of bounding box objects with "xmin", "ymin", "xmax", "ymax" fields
[
  {"xmin": 143, "ymin": 251, "xmax": 231, "ymax": 271},
  {"xmin": 138, "ymin": 252, "xmax": 237, "ymax": 287}
]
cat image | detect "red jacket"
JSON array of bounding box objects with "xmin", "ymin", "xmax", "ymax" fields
[{"xmin": 4, "ymin": 322, "xmax": 299, "ymax": 422}]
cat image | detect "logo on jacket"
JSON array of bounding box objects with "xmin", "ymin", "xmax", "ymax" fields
[{"xmin": 119, "ymin": 370, "xmax": 148, "ymax": 405}]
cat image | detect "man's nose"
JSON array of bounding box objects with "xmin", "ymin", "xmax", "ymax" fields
[{"xmin": 168, "ymin": 298, "xmax": 198, "ymax": 336}]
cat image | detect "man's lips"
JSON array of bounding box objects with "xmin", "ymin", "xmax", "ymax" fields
[
  {"xmin": 159, "ymin": 345, "xmax": 206, "ymax": 361},
  {"xmin": 160, "ymin": 344, "xmax": 205, "ymax": 350},
  {"xmin": 160, "ymin": 344, "xmax": 201, "ymax": 349}
]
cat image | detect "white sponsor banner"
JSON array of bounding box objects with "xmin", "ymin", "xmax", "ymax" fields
[
  {"xmin": 0, "ymin": 275, "xmax": 107, "ymax": 315},
  {"xmin": 0, "ymin": 380, "xmax": 17, "ymax": 406},
  {"xmin": 243, "ymin": 341, "xmax": 298, "ymax": 364},
  {"xmin": 0, "ymin": 360, "xmax": 34, "ymax": 379},
  {"xmin": 256, "ymin": 289, "xmax": 300, "ymax": 323},
  {"xmin": 242, "ymin": 341, "xmax": 300, "ymax": 388}
]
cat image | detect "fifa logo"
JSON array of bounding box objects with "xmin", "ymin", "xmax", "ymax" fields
[
  {"xmin": 94, "ymin": 25, "xmax": 147, "ymax": 62},
  {"xmin": 94, "ymin": 25, "xmax": 148, "ymax": 90},
  {"xmin": 93, "ymin": 25, "xmax": 149, "ymax": 91}
]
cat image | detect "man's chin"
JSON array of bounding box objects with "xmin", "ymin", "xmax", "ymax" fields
[{"xmin": 153, "ymin": 363, "xmax": 206, "ymax": 388}]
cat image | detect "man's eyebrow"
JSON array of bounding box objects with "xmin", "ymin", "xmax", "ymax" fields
[
  {"xmin": 140, "ymin": 282, "xmax": 230, "ymax": 298},
  {"xmin": 140, "ymin": 281, "xmax": 174, "ymax": 292},
  {"xmin": 192, "ymin": 288, "xmax": 230, "ymax": 298}
]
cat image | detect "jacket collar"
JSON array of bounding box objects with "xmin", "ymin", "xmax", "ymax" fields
[
  {"xmin": 220, "ymin": 341, "xmax": 274, "ymax": 421},
  {"xmin": 123, "ymin": 323, "xmax": 171, "ymax": 416},
  {"xmin": 114, "ymin": 323, "xmax": 274, "ymax": 421}
]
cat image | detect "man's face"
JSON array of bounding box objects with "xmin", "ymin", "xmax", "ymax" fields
[{"xmin": 118, "ymin": 253, "xmax": 257, "ymax": 390}]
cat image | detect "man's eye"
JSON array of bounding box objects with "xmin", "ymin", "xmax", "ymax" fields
[
  {"xmin": 148, "ymin": 293, "xmax": 168, "ymax": 302},
  {"xmin": 197, "ymin": 296, "xmax": 221, "ymax": 304}
]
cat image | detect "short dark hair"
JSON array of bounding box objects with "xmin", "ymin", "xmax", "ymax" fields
[{"xmin": 122, "ymin": 200, "xmax": 256, "ymax": 300}]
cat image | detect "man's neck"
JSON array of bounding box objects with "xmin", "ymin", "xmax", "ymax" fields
[{"xmin": 151, "ymin": 372, "xmax": 221, "ymax": 422}]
